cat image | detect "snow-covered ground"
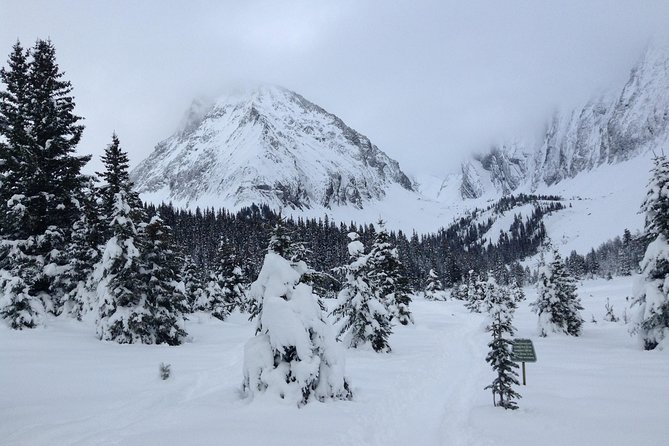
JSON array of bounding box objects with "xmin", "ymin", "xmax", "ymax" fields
[{"xmin": 2, "ymin": 276, "xmax": 667, "ymax": 446}]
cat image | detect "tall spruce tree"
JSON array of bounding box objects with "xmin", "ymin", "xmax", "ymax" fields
[
  {"xmin": 0, "ymin": 41, "xmax": 31, "ymax": 238},
  {"xmin": 93, "ymin": 133, "xmax": 188, "ymax": 344},
  {"xmin": 0, "ymin": 43, "xmax": 43, "ymax": 328},
  {"xmin": 483, "ymin": 277, "xmax": 521, "ymax": 410},
  {"xmin": 0, "ymin": 39, "xmax": 90, "ymax": 327},
  {"xmin": 632, "ymin": 156, "xmax": 669, "ymax": 350},
  {"xmin": 331, "ymin": 232, "xmax": 392, "ymax": 352}
]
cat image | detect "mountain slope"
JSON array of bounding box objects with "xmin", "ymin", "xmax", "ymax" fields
[
  {"xmin": 131, "ymin": 85, "xmax": 413, "ymax": 210},
  {"xmin": 457, "ymin": 45, "xmax": 669, "ymax": 199}
]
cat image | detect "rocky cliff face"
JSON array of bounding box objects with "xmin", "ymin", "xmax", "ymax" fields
[
  {"xmin": 131, "ymin": 85, "xmax": 413, "ymax": 209},
  {"xmin": 460, "ymin": 45, "xmax": 669, "ymax": 198}
]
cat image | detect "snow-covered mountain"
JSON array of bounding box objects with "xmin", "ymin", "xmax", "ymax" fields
[
  {"xmin": 129, "ymin": 47, "xmax": 667, "ymax": 255},
  {"xmin": 456, "ymin": 45, "xmax": 669, "ymax": 199},
  {"xmin": 131, "ymin": 85, "xmax": 414, "ymax": 210}
]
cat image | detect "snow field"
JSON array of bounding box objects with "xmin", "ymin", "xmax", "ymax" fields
[{"xmin": 1, "ymin": 276, "xmax": 668, "ymax": 445}]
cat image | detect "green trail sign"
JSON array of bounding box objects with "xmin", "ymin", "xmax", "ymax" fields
[
  {"xmin": 511, "ymin": 339, "xmax": 536, "ymax": 386},
  {"xmin": 511, "ymin": 339, "xmax": 536, "ymax": 363}
]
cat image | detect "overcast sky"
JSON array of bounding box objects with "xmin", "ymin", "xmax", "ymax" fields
[{"xmin": 1, "ymin": 0, "xmax": 668, "ymax": 177}]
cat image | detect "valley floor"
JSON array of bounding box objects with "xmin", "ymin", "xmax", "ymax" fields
[{"xmin": 1, "ymin": 276, "xmax": 668, "ymax": 446}]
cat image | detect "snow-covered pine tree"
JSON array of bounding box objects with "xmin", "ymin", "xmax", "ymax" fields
[
  {"xmin": 483, "ymin": 277, "xmax": 521, "ymax": 410},
  {"xmin": 618, "ymin": 229, "xmax": 634, "ymax": 276},
  {"xmin": 531, "ymin": 248, "xmax": 584, "ymax": 337},
  {"xmin": 59, "ymin": 181, "xmax": 101, "ymax": 319},
  {"xmin": 0, "ymin": 42, "xmax": 30, "ymax": 239},
  {"xmin": 97, "ymin": 133, "xmax": 129, "ymax": 208},
  {"xmin": 510, "ymin": 280, "xmax": 525, "ymax": 303},
  {"xmin": 94, "ymin": 191, "xmax": 149, "ymax": 343},
  {"xmin": 243, "ymin": 223, "xmax": 352, "ymax": 406},
  {"xmin": 95, "ymin": 187, "xmax": 189, "ymax": 345},
  {"xmin": 200, "ymin": 238, "xmax": 247, "ymax": 320},
  {"xmin": 96, "ymin": 133, "xmax": 141, "ymax": 239},
  {"xmin": 0, "ymin": 241, "xmax": 45, "ymax": 329},
  {"xmin": 0, "ymin": 40, "xmax": 91, "ymax": 326},
  {"xmin": 424, "ymin": 268, "xmax": 445, "ymax": 301},
  {"xmin": 331, "ymin": 232, "xmax": 392, "ymax": 352},
  {"xmin": 182, "ymin": 255, "xmax": 206, "ymax": 312},
  {"xmin": 368, "ymin": 220, "xmax": 413, "ymax": 325},
  {"xmin": 465, "ymin": 271, "xmax": 486, "ymax": 313},
  {"xmin": 140, "ymin": 215, "xmax": 188, "ymax": 345},
  {"xmin": 450, "ymin": 275, "xmax": 470, "ymax": 301},
  {"xmin": 0, "ymin": 44, "xmax": 42, "ymax": 328},
  {"xmin": 632, "ymin": 155, "xmax": 669, "ymax": 350}
]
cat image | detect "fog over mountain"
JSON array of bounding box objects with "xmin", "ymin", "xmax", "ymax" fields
[{"xmin": 2, "ymin": 1, "xmax": 669, "ymax": 178}]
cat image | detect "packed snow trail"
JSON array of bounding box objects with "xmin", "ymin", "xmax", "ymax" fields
[{"xmin": 339, "ymin": 300, "xmax": 489, "ymax": 446}]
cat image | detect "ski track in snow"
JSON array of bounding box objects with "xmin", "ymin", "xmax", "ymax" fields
[{"xmin": 340, "ymin": 305, "xmax": 485, "ymax": 446}]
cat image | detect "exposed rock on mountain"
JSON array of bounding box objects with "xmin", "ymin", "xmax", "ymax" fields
[
  {"xmin": 460, "ymin": 45, "xmax": 669, "ymax": 198},
  {"xmin": 131, "ymin": 85, "xmax": 413, "ymax": 210}
]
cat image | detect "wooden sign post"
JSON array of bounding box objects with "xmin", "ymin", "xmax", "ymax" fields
[{"xmin": 511, "ymin": 339, "xmax": 536, "ymax": 385}]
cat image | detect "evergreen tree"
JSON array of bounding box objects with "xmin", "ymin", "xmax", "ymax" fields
[
  {"xmin": 182, "ymin": 255, "xmax": 206, "ymax": 312},
  {"xmin": 424, "ymin": 268, "xmax": 445, "ymax": 301},
  {"xmin": 0, "ymin": 242, "xmax": 45, "ymax": 328},
  {"xmin": 0, "ymin": 39, "xmax": 90, "ymax": 326},
  {"xmin": 483, "ymin": 277, "xmax": 521, "ymax": 410},
  {"xmin": 95, "ymin": 180, "xmax": 189, "ymax": 345},
  {"xmin": 0, "ymin": 41, "xmax": 31, "ymax": 239},
  {"xmin": 331, "ymin": 232, "xmax": 392, "ymax": 352},
  {"xmin": 24, "ymin": 39, "xmax": 89, "ymax": 240},
  {"xmin": 58, "ymin": 181, "xmax": 101, "ymax": 319},
  {"xmin": 368, "ymin": 220, "xmax": 413, "ymax": 325},
  {"xmin": 510, "ymin": 280, "xmax": 525, "ymax": 303},
  {"xmin": 140, "ymin": 215, "xmax": 189, "ymax": 345},
  {"xmin": 204, "ymin": 237, "xmax": 248, "ymax": 320},
  {"xmin": 531, "ymin": 248, "xmax": 584, "ymax": 337},
  {"xmin": 465, "ymin": 271, "xmax": 486, "ymax": 313},
  {"xmin": 94, "ymin": 191, "xmax": 148, "ymax": 342},
  {"xmin": 97, "ymin": 133, "xmax": 136, "ymax": 233},
  {"xmin": 632, "ymin": 156, "xmax": 669, "ymax": 350},
  {"xmin": 243, "ymin": 225, "xmax": 351, "ymax": 406}
]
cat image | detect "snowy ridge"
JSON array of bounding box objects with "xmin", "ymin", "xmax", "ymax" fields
[
  {"xmin": 131, "ymin": 85, "xmax": 413, "ymax": 210},
  {"xmin": 458, "ymin": 44, "xmax": 669, "ymax": 199}
]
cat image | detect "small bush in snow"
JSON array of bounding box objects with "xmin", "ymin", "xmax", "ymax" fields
[
  {"xmin": 604, "ymin": 298, "xmax": 619, "ymax": 322},
  {"xmin": 160, "ymin": 363, "xmax": 171, "ymax": 380}
]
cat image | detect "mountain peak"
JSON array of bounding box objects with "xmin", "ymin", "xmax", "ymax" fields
[{"xmin": 131, "ymin": 84, "xmax": 413, "ymax": 210}]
